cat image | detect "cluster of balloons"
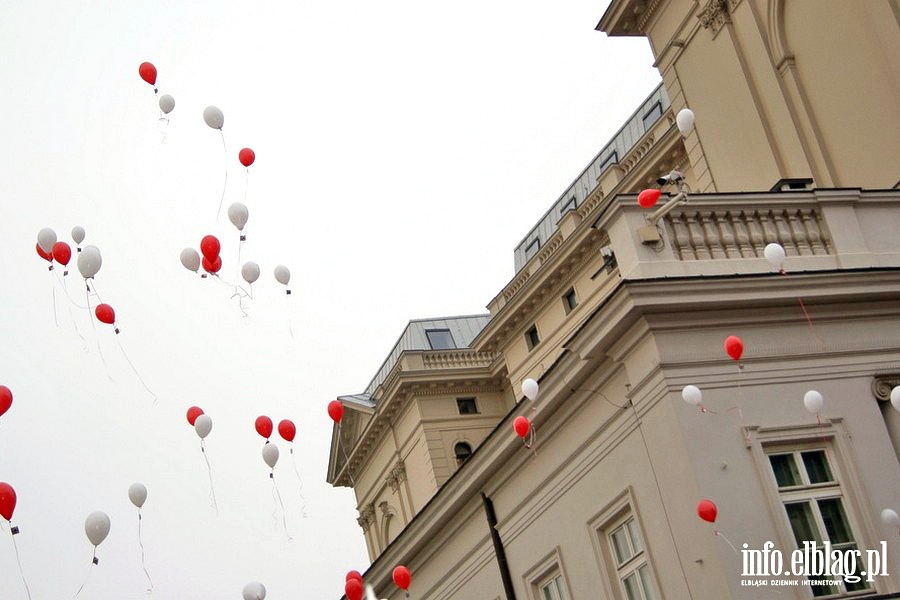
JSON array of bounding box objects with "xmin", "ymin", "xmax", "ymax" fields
[
  {"xmin": 343, "ymin": 566, "xmax": 411, "ymax": 600},
  {"xmin": 254, "ymin": 416, "xmax": 297, "ymax": 473},
  {"xmin": 187, "ymin": 406, "xmax": 213, "ymax": 439},
  {"xmin": 139, "ymin": 62, "xmax": 175, "ymax": 116},
  {"xmin": 35, "ymin": 226, "xmax": 86, "ymax": 275},
  {"xmin": 511, "ymin": 379, "xmax": 539, "ymax": 442}
]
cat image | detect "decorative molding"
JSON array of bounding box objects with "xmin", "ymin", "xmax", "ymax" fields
[
  {"xmin": 621, "ymin": 134, "xmax": 656, "ymax": 175},
  {"xmin": 386, "ymin": 459, "xmax": 407, "ymax": 493},
  {"xmin": 422, "ymin": 350, "xmax": 497, "ymax": 370},
  {"xmin": 872, "ymin": 375, "xmax": 900, "ymax": 402},
  {"xmin": 357, "ymin": 504, "xmax": 376, "ymax": 532},
  {"xmin": 698, "ymin": 0, "xmax": 730, "ymax": 34},
  {"xmin": 637, "ymin": 0, "xmax": 664, "ymax": 31}
]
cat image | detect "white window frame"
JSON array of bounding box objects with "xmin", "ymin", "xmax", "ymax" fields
[
  {"xmin": 523, "ymin": 547, "xmax": 572, "ymax": 600},
  {"xmin": 745, "ymin": 419, "xmax": 882, "ymax": 597}
]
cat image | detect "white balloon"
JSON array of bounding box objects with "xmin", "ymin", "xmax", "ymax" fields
[
  {"xmin": 37, "ymin": 227, "xmax": 57, "ymax": 254},
  {"xmin": 194, "ymin": 414, "xmax": 213, "ymax": 439},
  {"xmin": 881, "ymin": 508, "xmax": 900, "ymax": 527},
  {"xmin": 262, "ymin": 443, "xmax": 279, "ymax": 469},
  {"xmin": 676, "ymin": 108, "xmax": 695, "ymax": 135},
  {"xmin": 803, "ymin": 390, "xmax": 824, "ymax": 414},
  {"xmin": 242, "ymin": 582, "xmax": 266, "ymax": 600},
  {"xmin": 242, "ymin": 261, "xmax": 260, "ymax": 285},
  {"xmin": 203, "ymin": 106, "xmax": 224, "ymax": 130},
  {"xmin": 180, "ymin": 248, "xmax": 201, "ymax": 273},
  {"xmin": 85, "ymin": 511, "xmax": 111, "ymax": 547},
  {"xmin": 77, "ymin": 245, "xmax": 102, "ymax": 279},
  {"xmin": 128, "ymin": 483, "xmax": 147, "ymax": 509},
  {"xmin": 764, "ymin": 243, "xmax": 786, "ymax": 270},
  {"xmin": 228, "ymin": 202, "xmax": 249, "ymax": 231},
  {"xmin": 71, "ymin": 226, "xmax": 85, "ymax": 245},
  {"xmin": 274, "ymin": 265, "xmax": 290, "ymax": 286},
  {"xmin": 521, "ymin": 378, "xmax": 539, "ymax": 401},
  {"xmin": 682, "ymin": 385, "xmax": 702, "ymax": 405},
  {"xmin": 890, "ymin": 386, "xmax": 900, "ymax": 412},
  {"xmin": 158, "ymin": 94, "xmax": 175, "ymax": 114}
]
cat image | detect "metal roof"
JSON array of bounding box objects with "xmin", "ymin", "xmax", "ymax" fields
[
  {"xmin": 364, "ymin": 315, "xmax": 491, "ymax": 396},
  {"xmin": 513, "ymin": 83, "xmax": 670, "ymax": 272}
]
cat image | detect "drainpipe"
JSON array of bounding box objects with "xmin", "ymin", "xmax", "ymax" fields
[{"xmin": 481, "ymin": 493, "xmax": 517, "ymax": 600}]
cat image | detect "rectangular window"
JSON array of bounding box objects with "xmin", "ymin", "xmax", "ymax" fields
[
  {"xmin": 641, "ymin": 101, "xmax": 662, "ymax": 130},
  {"xmin": 524, "ymin": 548, "xmax": 571, "ymax": 600},
  {"xmin": 525, "ymin": 325, "xmax": 540, "ymax": 350},
  {"xmin": 456, "ymin": 397, "xmax": 478, "ymax": 415},
  {"xmin": 425, "ymin": 329, "xmax": 456, "ymax": 350},
  {"xmin": 607, "ymin": 517, "xmax": 659, "ymax": 600},
  {"xmin": 560, "ymin": 196, "xmax": 576, "ymax": 216},
  {"xmin": 525, "ymin": 238, "xmax": 541, "ymax": 262},
  {"xmin": 766, "ymin": 447, "xmax": 870, "ymax": 596},
  {"xmin": 599, "ymin": 151, "xmax": 619, "ymax": 172},
  {"xmin": 539, "ymin": 574, "xmax": 567, "ymax": 600},
  {"xmin": 562, "ymin": 288, "xmax": 578, "ymax": 314}
]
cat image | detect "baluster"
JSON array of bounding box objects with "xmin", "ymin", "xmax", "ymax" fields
[
  {"xmin": 745, "ymin": 212, "xmax": 765, "ymax": 255},
  {"xmin": 686, "ymin": 213, "xmax": 711, "ymax": 259},
  {"xmin": 800, "ymin": 209, "xmax": 825, "ymax": 255},
  {"xmin": 670, "ymin": 213, "xmax": 693, "ymax": 260},
  {"xmin": 787, "ymin": 211, "xmax": 812, "ymax": 255},
  {"xmin": 731, "ymin": 212, "xmax": 753, "ymax": 257},
  {"xmin": 701, "ymin": 212, "xmax": 725, "ymax": 258},
  {"xmin": 716, "ymin": 212, "xmax": 741, "ymax": 258},
  {"xmin": 772, "ymin": 211, "xmax": 796, "ymax": 255},
  {"xmin": 815, "ymin": 210, "xmax": 834, "ymax": 253}
]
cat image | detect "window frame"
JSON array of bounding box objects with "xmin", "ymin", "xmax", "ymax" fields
[
  {"xmin": 425, "ymin": 328, "xmax": 456, "ymax": 350},
  {"xmin": 560, "ymin": 196, "xmax": 577, "ymax": 217},
  {"xmin": 456, "ymin": 397, "xmax": 479, "ymax": 415},
  {"xmin": 523, "ymin": 547, "xmax": 572, "ymax": 600},
  {"xmin": 525, "ymin": 238, "xmax": 541, "ymax": 262},
  {"xmin": 562, "ymin": 288, "xmax": 578, "ymax": 314},
  {"xmin": 525, "ymin": 324, "xmax": 540, "ymax": 351},
  {"xmin": 453, "ymin": 441, "xmax": 473, "ymax": 466},
  {"xmin": 641, "ymin": 101, "xmax": 663, "ymax": 130}
]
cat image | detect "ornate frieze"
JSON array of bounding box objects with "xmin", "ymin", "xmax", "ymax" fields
[{"xmin": 385, "ymin": 460, "xmax": 407, "ymax": 493}]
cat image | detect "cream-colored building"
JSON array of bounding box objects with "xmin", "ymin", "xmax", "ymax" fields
[{"xmin": 328, "ymin": 1, "xmax": 900, "ymax": 598}]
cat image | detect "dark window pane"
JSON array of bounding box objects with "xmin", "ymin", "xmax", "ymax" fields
[
  {"xmin": 526, "ymin": 325, "xmax": 540, "ymax": 350},
  {"xmin": 785, "ymin": 502, "xmax": 821, "ymax": 546},
  {"xmin": 802, "ymin": 451, "xmax": 834, "ymax": 484},
  {"xmin": 525, "ymin": 239, "xmax": 541, "ymax": 261},
  {"xmin": 817, "ymin": 498, "xmax": 853, "ymax": 544},
  {"xmin": 622, "ymin": 573, "xmax": 641, "ymax": 600},
  {"xmin": 454, "ymin": 442, "xmax": 472, "ymax": 465},
  {"xmin": 769, "ymin": 454, "xmax": 802, "ymax": 487},
  {"xmin": 425, "ymin": 329, "xmax": 456, "ymax": 350},
  {"xmin": 563, "ymin": 289, "xmax": 578, "ymax": 313}
]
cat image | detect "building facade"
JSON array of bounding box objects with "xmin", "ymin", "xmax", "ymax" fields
[{"xmin": 328, "ymin": 1, "xmax": 900, "ymax": 598}]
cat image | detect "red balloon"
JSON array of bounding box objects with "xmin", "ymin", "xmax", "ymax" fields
[
  {"xmin": 0, "ymin": 385, "xmax": 12, "ymax": 418},
  {"xmin": 139, "ymin": 62, "xmax": 157, "ymax": 86},
  {"xmin": 187, "ymin": 406, "xmax": 204, "ymax": 426},
  {"xmin": 345, "ymin": 570, "xmax": 362, "ymax": 583},
  {"xmin": 255, "ymin": 415, "xmax": 273, "ymax": 439},
  {"xmin": 239, "ymin": 148, "xmax": 256, "ymax": 167},
  {"xmin": 0, "ymin": 482, "xmax": 16, "ymax": 522},
  {"xmin": 513, "ymin": 416, "xmax": 530, "ymax": 438},
  {"xmin": 202, "ymin": 256, "xmax": 222, "ymax": 274},
  {"xmin": 95, "ymin": 303, "xmax": 116, "ymax": 325},
  {"xmin": 200, "ymin": 235, "xmax": 221, "ymax": 262},
  {"xmin": 328, "ymin": 400, "xmax": 344, "ymax": 423},
  {"xmin": 697, "ymin": 498, "xmax": 717, "ymax": 523},
  {"xmin": 392, "ymin": 565, "xmax": 411, "ymax": 591},
  {"xmin": 278, "ymin": 419, "xmax": 296, "ymax": 442},
  {"xmin": 724, "ymin": 335, "xmax": 744, "ymax": 361},
  {"xmin": 344, "ymin": 579, "xmax": 363, "ymax": 600},
  {"xmin": 52, "ymin": 241, "xmax": 72, "ymax": 266},
  {"xmin": 36, "ymin": 243, "xmax": 52, "ymax": 262},
  {"xmin": 637, "ymin": 188, "xmax": 662, "ymax": 208}
]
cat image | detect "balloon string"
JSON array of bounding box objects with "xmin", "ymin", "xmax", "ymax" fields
[
  {"xmin": 576, "ymin": 386, "xmax": 628, "ymax": 409},
  {"xmin": 201, "ymin": 440, "xmax": 219, "ymax": 515},
  {"xmin": 714, "ymin": 529, "xmax": 738, "ymax": 554},
  {"xmin": 137, "ymin": 511, "xmax": 153, "ymax": 592},
  {"xmin": 797, "ymin": 297, "xmax": 825, "ymax": 346},
  {"xmin": 116, "ymin": 339, "xmax": 158, "ymax": 404},
  {"xmin": 52, "ymin": 284, "xmax": 59, "ymax": 328},
  {"xmin": 216, "ymin": 129, "xmax": 228, "ymax": 220},
  {"xmin": 59, "ymin": 274, "xmax": 88, "ymax": 309},
  {"xmin": 290, "ymin": 448, "xmax": 309, "ymax": 518},
  {"xmin": 244, "ymin": 168, "xmax": 249, "ymax": 205},
  {"xmin": 10, "ymin": 531, "xmax": 33, "ymax": 600},
  {"xmin": 337, "ymin": 426, "xmax": 356, "ymax": 487},
  {"xmin": 285, "ymin": 294, "xmax": 294, "ymax": 340},
  {"xmin": 72, "ymin": 555, "xmax": 95, "ymax": 599},
  {"xmin": 59, "ymin": 275, "xmax": 88, "ymax": 348},
  {"xmin": 272, "ymin": 476, "xmax": 291, "ymax": 540},
  {"xmin": 85, "ymin": 285, "xmax": 113, "ymax": 381}
]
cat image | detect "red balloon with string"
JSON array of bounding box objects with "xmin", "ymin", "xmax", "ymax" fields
[
  {"xmin": 637, "ymin": 189, "xmax": 662, "ymax": 208},
  {"xmin": 724, "ymin": 336, "xmax": 743, "ymax": 361},
  {"xmin": 255, "ymin": 416, "xmax": 273, "ymax": 439},
  {"xmin": 200, "ymin": 235, "xmax": 220, "ymax": 262},
  {"xmin": 697, "ymin": 499, "xmax": 717, "ymax": 523},
  {"xmin": 52, "ymin": 241, "xmax": 72, "ymax": 266},
  {"xmin": 0, "ymin": 482, "xmax": 16, "ymax": 521},
  {"xmin": 138, "ymin": 62, "xmax": 157, "ymax": 86},
  {"xmin": 328, "ymin": 400, "xmax": 344, "ymax": 423},
  {"xmin": 344, "ymin": 578, "xmax": 363, "ymax": 600},
  {"xmin": 95, "ymin": 303, "xmax": 115, "ymax": 325},
  {"xmin": 239, "ymin": 148, "xmax": 256, "ymax": 167},
  {"xmin": 393, "ymin": 565, "xmax": 411, "ymax": 591},
  {"xmin": 36, "ymin": 243, "xmax": 52, "ymax": 262},
  {"xmin": 0, "ymin": 386, "xmax": 12, "ymax": 418},
  {"xmin": 513, "ymin": 416, "xmax": 530, "ymax": 438},
  {"xmin": 278, "ymin": 419, "xmax": 296, "ymax": 442},
  {"xmin": 202, "ymin": 256, "xmax": 222, "ymax": 274},
  {"xmin": 186, "ymin": 406, "xmax": 204, "ymax": 426}
]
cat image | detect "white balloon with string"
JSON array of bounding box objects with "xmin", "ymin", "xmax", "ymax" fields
[
  {"xmin": 522, "ymin": 378, "xmax": 539, "ymax": 401},
  {"xmin": 194, "ymin": 415, "xmax": 218, "ymax": 514},
  {"xmin": 764, "ymin": 243, "xmax": 786, "ymax": 271},
  {"xmin": 262, "ymin": 443, "xmax": 289, "ymax": 537},
  {"xmin": 203, "ymin": 106, "xmax": 228, "ymax": 219},
  {"xmin": 159, "ymin": 94, "xmax": 175, "ymax": 115},
  {"xmin": 243, "ymin": 582, "xmax": 266, "ymax": 600},
  {"xmin": 676, "ymin": 108, "xmax": 694, "ymax": 135},
  {"xmin": 37, "ymin": 228, "xmax": 57, "ymax": 255},
  {"xmin": 180, "ymin": 248, "xmax": 201, "ymax": 273},
  {"xmin": 128, "ymin": 483, "xmax": 153, "ymax": 591},
  {"xmin": 71, "ymin": 225, "xmax": 85, "ymax": 247},
  {"xmin": 73, "ymin": 511, "xmax": 110, "ymax": 598}
]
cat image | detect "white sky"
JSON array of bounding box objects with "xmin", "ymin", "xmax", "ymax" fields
[{"xmin": 0, "ymin": 1, "xmax": 658, "ymax": 597}]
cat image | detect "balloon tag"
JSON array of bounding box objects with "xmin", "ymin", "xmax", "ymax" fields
[
  {"xmin": 48, "ymin": 265, "xmax": 54, "ymax": 272},
  {"xmin": 240, "ymin": 235, "xmax": 246, "ymax": 242},
  {"xmin": 286, "ymin": 289, "xmax": 291, "ymax": 295},
  {"xmin": 63, "ymin": 270, "xmax": 68, "ymax": 276},
  {"xmin": 269, "ymin": 472, "xmax": 274, "ymax": 479},
  {"xmin": 93, "ymin": 557, "xmax": 99, "ymax": 565},
  {"xmin": 201, "ymin": 274, "xmax": 208, "ymax": 279},
  {"xmin": 114, "ymin": 328, "xmax": 120, "ymax": 335},
  {"xmin": 11, "ymin": 526, "xmax": 19, "ymax": 535},
  {"xmin": 77, "ymin": 247, "xmax": 82, "ymax": 253}
]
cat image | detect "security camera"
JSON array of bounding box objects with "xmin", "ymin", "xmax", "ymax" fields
[
  {"xmin": 656, "ymin": 170, "xmax": 684, "ymax": 186},
  {"xmin": 600, "ymin": 245, "xmax": 614, "ymax": 258}
]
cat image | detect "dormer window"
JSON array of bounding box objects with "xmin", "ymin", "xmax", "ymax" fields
[
  {"xmin": 425, "ymin": 329, "xmax": 456, "ymax": 350},
  {"xmin": 525, "ymin": 238, "xmax": 541, "ymax": 262}
]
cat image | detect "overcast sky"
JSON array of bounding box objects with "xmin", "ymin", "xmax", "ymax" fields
[{"xmin": 0, "ymin": 1, "xmax": 658, "ymax": 597}]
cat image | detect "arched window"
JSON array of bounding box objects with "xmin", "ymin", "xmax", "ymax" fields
[{"xmin": 454, "ymin": 442, "xmax": 473, "ymax": 466}]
